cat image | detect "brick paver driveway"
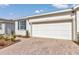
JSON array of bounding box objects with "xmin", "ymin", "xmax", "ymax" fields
[{"xmin": 0, "ymin": 37, "xmax": 79, "ymax": 55}]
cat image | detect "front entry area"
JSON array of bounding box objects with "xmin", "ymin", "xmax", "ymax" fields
[
  {"xmin": 5, "ymin": 23, "xmax": 15, "ymax": 35},
  {"xmin": 31, "ymin": 21, "xmax": 72, "ymax": 40}
]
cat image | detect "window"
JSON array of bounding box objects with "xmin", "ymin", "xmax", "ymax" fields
[
  {"xmin": 18, "ymin": 20, "xmax": 26, "ymax": 30},
  {"xmin": 0, "ymin": 24, "xmax": 2, "ymax": 29}
]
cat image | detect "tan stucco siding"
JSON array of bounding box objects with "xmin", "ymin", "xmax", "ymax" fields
[{"xmin": 29, "ymin": 14, "xmax": 72, "ymax": 23}]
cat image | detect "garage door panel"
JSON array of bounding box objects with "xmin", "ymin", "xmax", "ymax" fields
[{"xmin": 32, "ymin": 22, "xmax": 72, "ymax": 40}]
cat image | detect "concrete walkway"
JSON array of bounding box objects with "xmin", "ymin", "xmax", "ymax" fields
[{"xmin": 0, "ymin": 37, "xmax": 79, "ymax": 55}]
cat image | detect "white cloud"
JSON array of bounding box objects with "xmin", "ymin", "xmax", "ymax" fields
[
  {"xmin": 0, "ymin": 4, "xmax": 10, "ymax": 8},
  {"xmin": 52, "ymin": 4, "xmax": 69, "ymax": 9},
  {"xmin": 35, "ymin": 10, "xmax": 44, "ymax": 13},
  {"xmin": 35, "ymin": 10, "xmax": 40, "ymax": 13},
  {"xmin": 52, "ymin": 4, "xmax": 79, "ymax": 9}
]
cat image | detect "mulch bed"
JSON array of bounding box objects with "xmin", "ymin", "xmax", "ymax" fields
[
  {"xmin": 16, "ymin": 35, "xmax": 30, "ymax": 38},
  {"xmin": 0, "ymin": 39, "xmax": 20, "ymax": 49}
]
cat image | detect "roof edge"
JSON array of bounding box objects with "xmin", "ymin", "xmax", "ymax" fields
[{"xmin": 15, "ymin": 8, "xmax": 72, "ymax": 20}]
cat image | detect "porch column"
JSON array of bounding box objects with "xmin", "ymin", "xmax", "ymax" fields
[{"xmin": 72, "ymin": 11, "xmax": 77, "ymax": 41}]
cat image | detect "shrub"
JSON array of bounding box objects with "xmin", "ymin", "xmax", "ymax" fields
[
  {"xmin": 26, "ymin": 30, "xmax": 30, "ymax": 38},
  {"xmin": 11, "ymin": 37, "xmax": 15, "ymax": 42},
  {"xmin": 0, "ymin": 35, "xmax": 4, "ymax": 40},
  {"xmin": 11, "ymin": 31, "xmax": 16, "ymax": 42},
  {"xmin": 10, "ymin": 35, "xmax": 16, "ymax": 42},
  {"xmin": 13, "ymin": 35, "xmax": 16, "ymax": 38},
  {"xmin": 11, "ymin": 31, "xmax": 15, "ymax": 35},
  {"xmin": 4, "ymin": 36, "xmax": 10, "ymax": 41},
  {"xmin": 77, "ymin": 34, "xmax": 79, "ymax": 42}
]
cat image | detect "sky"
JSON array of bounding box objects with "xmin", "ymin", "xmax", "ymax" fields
[{"xmin": 0, "ymin": 4, "xmax": 78, "ymax": 19}]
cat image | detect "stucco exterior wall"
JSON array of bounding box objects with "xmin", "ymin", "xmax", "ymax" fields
[
  {"xmin": 76, "ymin": 10, "xmax": 79, "ymax": 32},
  {"xmin": 29, "ymin": 14, "xmax": 72, "ymax": 23},
  {"xmin": 26, "ymin": 20, "xmax": 31, "ymax": 36},
  {"xmin": 72, "ymin": 14, "xmax": 77, "ymax": 41},
  {"xmin": 0, "ymin": 24, "xmax": 5, "ymax": 34},
  {"xmin": 15, "ymin": 21, "xmax": 26, "ymax": 36}
]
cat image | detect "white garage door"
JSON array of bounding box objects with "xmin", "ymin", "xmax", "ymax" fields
[{"xmin": 32, "ymin": 22, "xmax": 72, "ymax": 40}]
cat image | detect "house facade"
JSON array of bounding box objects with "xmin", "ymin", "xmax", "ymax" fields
[
  {"xmin": 28, "ymin": 6, "xmax": 79, "ymax": 41},
  {"xmin": 0, "ymin": 5, "xmax": 79, "ymax": 41},
  {"xmin": 0, "ymin": 19, "xmax": 15, "ymax": 35}
]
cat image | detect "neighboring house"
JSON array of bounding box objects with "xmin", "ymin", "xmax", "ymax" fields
[
  {"xmin": 1, "ymin": 5, "xmax": 79, "ymax": 41},
  {"xmin": 0, "ymin": 18, "xmax": 15, "ymax": 35}
]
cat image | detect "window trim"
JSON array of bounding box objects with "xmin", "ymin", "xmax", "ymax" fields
[{"xmin": 18, "ymin": 20, "xmax": 26, "ymax": 30}]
